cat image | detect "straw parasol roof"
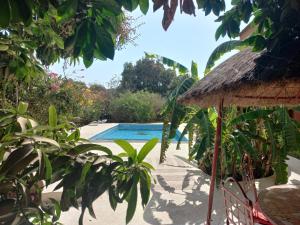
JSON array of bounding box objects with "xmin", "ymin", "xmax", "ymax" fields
[{"xmin": 179, "ymin": 46, "xmax": 300, "ymax": 108}]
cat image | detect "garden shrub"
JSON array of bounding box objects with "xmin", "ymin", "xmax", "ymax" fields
[
  {"xmin": 109, "ymin": 91, "xmax": 165, "ymax": 122},
  {"xmin": 23, "ymin": 74, "xmax": 108, "ymax": 126}
]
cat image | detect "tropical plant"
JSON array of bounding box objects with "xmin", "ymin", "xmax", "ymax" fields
[
  {"xmin": 145, "ymin": 53, "xmax": 200, "ymax": 163},
  {"xmin": 0, "ymin": 102, "xmax": 157, "ymax": 224},
  {"xmin": 113, "ymin": 138, "xmax": 158, "ymax": 224},
  {"xmin": 175, "ymin": 105, "xmax": 300, "ymax": 185}
]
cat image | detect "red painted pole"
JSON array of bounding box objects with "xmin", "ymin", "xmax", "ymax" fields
[{"xmin": 206, "ymin": 99, "xmax": 223, "ymax": 225}]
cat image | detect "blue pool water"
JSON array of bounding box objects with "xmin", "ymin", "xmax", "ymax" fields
[{"xmin": 90, "ymin": 124, "xmax": 188, "ymax": 142}]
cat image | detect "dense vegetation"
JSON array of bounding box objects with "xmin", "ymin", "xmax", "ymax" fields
[
  {"xmin": 1, "ymin": 59, "xmax": 174, "ymax": 126},
  {"xmin": 109, "ymin": 91, "xmax": 165, "ymax": 122}
]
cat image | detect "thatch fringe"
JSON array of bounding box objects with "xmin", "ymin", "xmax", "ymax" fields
[{"xmin": 179, "ymin": 48, "xmax": 300, "ymax": 107}]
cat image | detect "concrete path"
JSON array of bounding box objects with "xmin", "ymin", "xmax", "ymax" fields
[{"xmin": 44, "ymin": 124, "xmax": 300, "ymax": 225}]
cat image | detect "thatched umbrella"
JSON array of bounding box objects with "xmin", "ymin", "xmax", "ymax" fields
[{"xmin": 178, "ymin": 47, "xmax": 300, "ymax": 225}]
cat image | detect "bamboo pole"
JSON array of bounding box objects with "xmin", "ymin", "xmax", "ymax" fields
[{"xmin": 206, "ymin": 99, "xmax": 223, "ymax": 224}]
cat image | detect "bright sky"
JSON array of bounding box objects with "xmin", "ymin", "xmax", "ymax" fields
[{"xmin": 50, "ymin": 1, "xmax": 235, "ymax": 87}]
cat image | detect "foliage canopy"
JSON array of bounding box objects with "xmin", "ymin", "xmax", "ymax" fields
[{"xmin": 120, "ymin": 58, "xmax": 177, "ymax": 96}]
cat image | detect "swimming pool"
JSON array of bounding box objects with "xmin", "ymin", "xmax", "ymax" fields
[{"xmin": 90, "ymin": 124, "xmax": 188, "ymax": 142}]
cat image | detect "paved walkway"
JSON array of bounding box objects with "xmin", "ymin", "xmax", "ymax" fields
[{"xmin": 46, "ymin": 124, "xmax": 300, "ymax": 225}]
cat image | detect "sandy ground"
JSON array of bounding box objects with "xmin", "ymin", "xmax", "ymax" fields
[{"xmin": 43, "ymin": 124, "xmax": 300, "ymax": 225}]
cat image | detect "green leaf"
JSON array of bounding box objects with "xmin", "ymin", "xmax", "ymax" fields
[
  {"xmin": 109, "ymin": 188, "xmax": 117, "ymax": 211},
  {"xmin": 9, "ymin": 0, "xmax": 22, "ymax": 23},
  {"xmin": 123, "ymin": 0, "xmax": 139, "ymax": 11},
  {"xmin": 54, "ymin": 36, "xmax": 64, "ymax": 49},
  {"xmin": 145, "ymin": 53, "xmax": 188, "ymax": 75},
  {"xmin": 192, "ymin": 136, "xmax": 208, "ymax": 160},
  {"xmin": 79, "ymin": 162, "xmax": 92, "ymax": 184},
  {"xmin": 67, "ymin": 129, "xmax": 80, "ymax": 141},
  {"xmin": 235, "ymin": 131, "xmax": 257, "ymax": 160},
  {"xmin": 43, "ymin": 153, "xmax": 52, "ymax": 185},
  {"xmin": 118, "ymin": 152, "xmax": 128, "ymax": 158},
  {"xmin": 139, "ymin": 170, "xmax": 151, "ymax": 207},
  {"xmin": 83, "ymin": 53, "xmax": 94, "ymax": 68},
  {"xmin": 139, "ymin": 0, "xmax": 149, "ymax": 14},
  {"xmin": 205, "ymin": 40, "xmax": 245, "ymax": 74},
  {"xmin": 49, "ymin": 198, "xmax": 62, "ymax": 220},
  {"xmin": 177, "ymin": 109, "xmax": 213, "ymax": 150},
  {"xmin": 114, "ymin": 140, "xmax": 137, "ymax": 160},
  {"xmin": 215, "ymin": 24, "xmax": 225, "ymax": 40},
  {"xmin": 17, "ymin": 0, "xmax": 32, "ymax": 26},
  {"xmin": 231, "ymin": 0, "xmax": 240, "ymax": 5},
  {"xmin": 0, "ymin": 0, "xmax": 10, "ymax": 27},
  {"xmin": 137, "ymin": 138, "xmax": 158, "ymax": 162},
  {"xmin": 168, "ymin": 105, "xmax": 187, "ymax": 138},
  {"xmin": 95, "ymin": 26, "xmax": 115, "ymax": 60},
  {"xmin": 69, "ymin": 144, "xmax": 112, "ymax": 156},
  {"xmin": 230, "ymin": 109, "xmax": 273, "ymax": 125},
  {"xmin": 48, "ymin": 105, "xmax": 57, "ymax": 128},
  {"xmin": 126, "ymin": 183, "xmax": 137, "ymax": 224},
  {"xmin": 243, "ymin": 35, "xmax": 266, "ymax": 51},
  {"xmin": 82, "ymin": 43, "xmax": 94, "ymax": 68},
  {"xmin": 140, "ymin": 161, "xmax": 155, "ymax": 170},
  {"xmin": 58, "ymin": 0, "xmax": 78, "ymax": 19},
  {"xmin": 93, "ymin": 0, "xmax": 122, "ymax": 14},
  {"xmin": 264, "ymin": 120, "xmax": 276, "ymax": 157},
  {"xmin": 274, "ymin": 161, "xmax": 288, "ymax": 184},
  {"xmin": 191, "ymin": 61, "xmax": 198, "ymax": 79},
  {"xmin": 17, "ymin": 102, "xmax": 28, "ymax": 114},
  {"xmin": 0, "ymin": 44, "xmax": 9, "ymax": 51}
]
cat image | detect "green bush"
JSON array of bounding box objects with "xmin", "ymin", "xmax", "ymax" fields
[
  {"xmin": 0, "ymin": 103, "xmax": 156, "ymax": 225},
  {"xmin": 109, "ymin": 91, "xmax": 165, "ymax": 122}
]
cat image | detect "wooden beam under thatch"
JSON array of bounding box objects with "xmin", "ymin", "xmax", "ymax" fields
[{"xmin": 178, "ymin": 47, "xmax": 300, "ymax": 108}]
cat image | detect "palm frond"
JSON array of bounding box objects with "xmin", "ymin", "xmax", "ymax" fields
[
  {"xmin": 145, "ymin": 52, "xmax": 188, "ymax": 75},
  {"xmin": 205, "ymin": 40, "xmax": 245, "ymax": 74},
  {"xmin": 161, "ymin": 77, "xmax": 196, "ymax": 116},
  {"xmin": 205, "ymin": 35, "xmax": 266, "ymax": 74}
]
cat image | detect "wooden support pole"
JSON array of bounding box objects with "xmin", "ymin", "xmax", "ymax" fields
[{"xmin": 206, "ymin": 99, "xmax": 224, "ymax": 225}]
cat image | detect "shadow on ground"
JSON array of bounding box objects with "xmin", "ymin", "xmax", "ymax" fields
[{"xmin": 143, "ymin": 155, "xmax": 224, "ymax": 225}]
